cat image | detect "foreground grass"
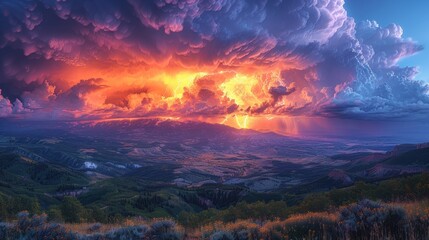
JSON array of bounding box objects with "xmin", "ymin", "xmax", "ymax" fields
[{"xmin": 1, "ymin": 200, "xmax": 428, "ymax": 239}]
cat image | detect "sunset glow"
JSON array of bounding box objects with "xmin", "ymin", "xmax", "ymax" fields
[{"xmin": 0, "ymin": 0, "xmax": 428, "ymax": 137}]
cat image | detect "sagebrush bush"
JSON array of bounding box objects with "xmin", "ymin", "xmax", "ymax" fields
[
  {"xmin": 1, "ymin": 200, "xmax": 428, "ymax": 240},
  {"xmin": 199, "ymin": 200, "xmax": 426, "ymax": 240},
  {"xmin": 88, "ymin": 223, "xmax": 102, "ymax": 232},
  {"xmin": 210, "ymin": 230, "xmax": 234, "ymax": 240},
  {"xmin": 150, "ymin": 220, "xmax": 182, "ymax": 240},
  {"xmin": 407, "ymin": 212, "xmax": 429, "ymax": 239},
  {"xmin": 0, "ymin": 211, "xmax": 187, "ymax": 240},
  {"xmin": 0, "ymin": 211, "xmax": 78, "ymax": 240},
  {"xmin": 33, "ymin": 223, "xmax": 76, "ymax": 240},
  {"xmin": 226, "ymin": 222, "xmax": 262, "ymax": 240},
  {"xmin": 83, "ymin": 220, "xmax": 182, "ymax": 240},
  {"xmin": 103, "ymin": 225, "xmax": 149, "ymax": 240},
  {"xmin": 0, "ymin": 222, "xmax": 14, "ymax": 240},
  {"xmin": 339, "ymin": 199, "xmax": 407, "ymax": 239}
]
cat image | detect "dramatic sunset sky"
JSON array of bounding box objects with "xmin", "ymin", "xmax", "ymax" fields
[{"xmin": 0, "ymin": 0, "xmax": 428, "ymax": 138}]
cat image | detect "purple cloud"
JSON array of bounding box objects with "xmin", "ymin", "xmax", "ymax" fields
[
  {"xmin": 0, "ymin": 89, "xmax": 13, "ymax": 117},
  {"xmin": 0, "ymin": 0, "xmax": 427, "ymax": 121}
]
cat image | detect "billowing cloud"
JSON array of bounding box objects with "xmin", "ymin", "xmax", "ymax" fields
[
  {"xmin": 0, "ymin": 90, "xmax": 13, "ymax": 117},
  {"xmin": 311, "ymin": 21, "xmax": 428, "ymax": 119},
  {"xmin": 356, "ymin": 21, "xmax": 423, "ymax": 68},
  {"xmin": 269, "ymin": 86, "xmax": 296, "ymax": 103},
  {"xmin": 0, "ymin": 0, "xmax": 427, "ymax": 127}
]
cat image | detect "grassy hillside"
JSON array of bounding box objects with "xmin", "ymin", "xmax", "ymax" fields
[
  {"xmin": 178, "ymin": 173, "xmax": 429, "ymax": 228},
  {"xmin": 384, "ymin": 147, "xmax": 429, "ymax": 166},
  {"xmin": 0, "ymin": 149, "xmax": 89, "ymax": 215}
]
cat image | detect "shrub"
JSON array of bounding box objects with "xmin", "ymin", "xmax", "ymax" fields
[
  {"xmin": 16, "ymin": 211, "xmax": 49, "ymax": 232},
  {"xmin": 283, "ymin": 212, "xmax": 338, "ymax": 239},
  {"xmin": 150, "ymin": 220, "xmax": 182, "ymax": 240},
  {"xmin": 210, "ymin": 230, "xmax": 234, "ymax": 240},
  {"xmin": 0, "ymin": 222, "xmax": 15, "ymax": 240},
  {"xmin": 226, "ymin": 221, "xmax": 262, "ymax": 240},
  {"xmin": 260, "ymin": 221, "xmax": 284, "ymax": 240},
  {"xmin": 258, "ymin": 213, "xmax": 338, "ymax": 240},
  {"xmin": 339, "ymin": 199, "xmax": 407, "ymax": 239},
  {"xmin": 0, "ymin": 212, "xmax": 78, "ymax": 240},
  {"xmin": 32, "ymin": 223, "xmax": 76, "ymax": 240},
  {"xmin": 103, "ymin": 225, "xmax": 149, "ymax": 240},
  {"xmin": 408, "ymin": 213, "xmax": 429, "ymax": 239},
  {"xmin": 88, "ymin": 223, "xmax": 102, "ymax": 232}
]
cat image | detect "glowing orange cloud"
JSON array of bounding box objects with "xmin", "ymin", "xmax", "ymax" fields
[{"xmin": 57, "ymin": 61, "xmax": 308, "ymax": 133}]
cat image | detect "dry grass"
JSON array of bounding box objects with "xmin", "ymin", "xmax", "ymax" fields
[
  {"xmin": 63, "ymin": 217, "xmax": 184, "ymax": 235},
  {"xmin": 283, "ymin": 212, "xmax": 338, "ymax": 224},
  {"xmin": 189, "ymin": 200, "xmax": 429, "ymax": 239},
  {"xmin": 4, "ymin": 200, "xmax": 427, "ymax": 239},
  {"xmin": 60, "ymin": 201, "xmax": 429, "ymax": 239},
  {"xmin": 389, "ymin": 199, "xmax": 429, "ymax": 217}
]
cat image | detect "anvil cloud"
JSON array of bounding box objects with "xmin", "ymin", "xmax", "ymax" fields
[{"xmin": 0, "ymin": 0, "xmax": 427, "ymax": 130}]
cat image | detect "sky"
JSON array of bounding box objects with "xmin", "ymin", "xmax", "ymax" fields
[
  {"xmin": 345, "ymin": 0, "xmax": 429, "ymax": 82},
  {"xmin": 0, "ymin": 0, "xmax": 428, "ymax": 139}
]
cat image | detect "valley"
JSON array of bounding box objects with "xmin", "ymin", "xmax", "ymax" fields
[
  {"xmin": 0, "ymin": 119, "xmax": 408, "ymax": 192},
  {"xmin": 0, "ymin": 119, "xmax": 428, "ymax": 222}
]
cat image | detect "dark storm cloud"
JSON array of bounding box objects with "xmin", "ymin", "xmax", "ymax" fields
[
  {"xmin": 0, "ymin": 0, "xmax": 427, "ymax": 120},
  {"xmin": 0, "ymin": 0, "xmax": 348, "ymax": 68},
  {"xmin": 55, "ymin": 78, "xmax": 106, "ymax": 110},
  {"xmin": 104, "ymin": 87, "xmax": 149, "ymax": 109},
  {"xmin": 269, "ymin": 86, "xmax": 296, "ymax": 103}
]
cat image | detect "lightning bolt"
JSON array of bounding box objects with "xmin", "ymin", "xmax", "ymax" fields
[{"xmin": 235, "ymin": 115, "xmax": 249, "ymax": 129}]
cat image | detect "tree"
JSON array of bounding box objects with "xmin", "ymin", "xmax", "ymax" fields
[
  {"xmin": 10, "ymin": 196, "xmax": 40, "ymax": 215},
  {"xmin": 90, "ymin": 206, "xmax": 108, "ymax": 223},
  {"xmin": 60, "ymin": 197, "xmax": 85, "ymax": 223},
  {"xmin": 299, "ymin": 194, "xmax": 331, "ymax": 212},
  {"xmin": 47, "ymin": 207, "xmax": 63, "ymax": 222}
]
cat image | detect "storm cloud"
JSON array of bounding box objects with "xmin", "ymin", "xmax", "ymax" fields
[{"xmin": 0, "ymin": 0, "xmax": 427, "ymax": 122}]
